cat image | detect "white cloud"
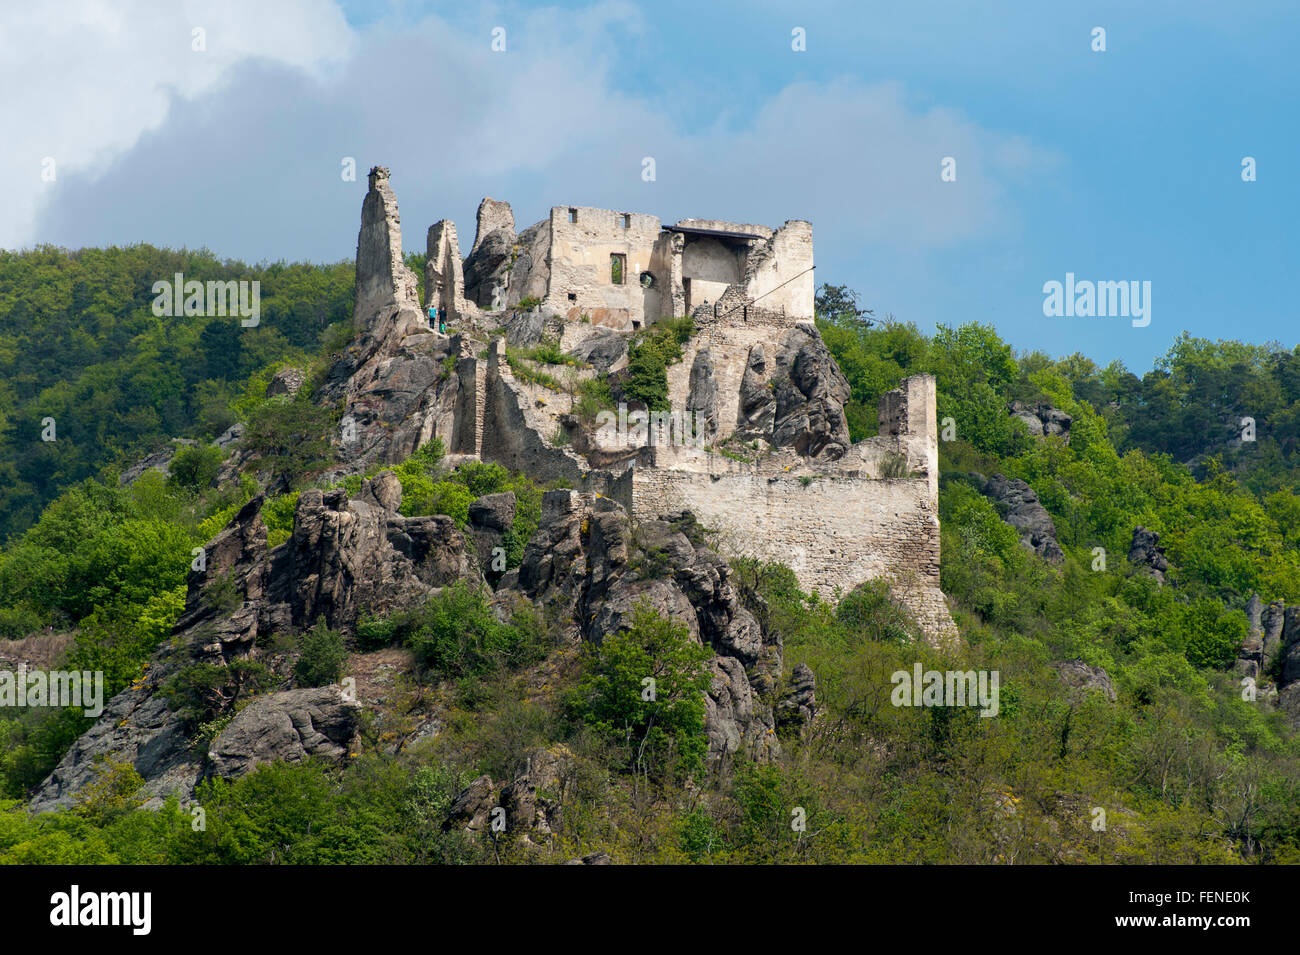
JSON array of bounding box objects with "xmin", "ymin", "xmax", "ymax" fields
[
  {"xmin": 0, "ymin": 0, "xmax": 353, "ymax": 247},
  {"xmin": 12, "ymin": 1, "xmax": 1050, "ymax": 263}
]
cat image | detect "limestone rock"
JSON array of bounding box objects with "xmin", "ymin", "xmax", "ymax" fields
[
  {"xmin": 1009, "ymin": 401, "xmax": 1072, "ymax": 442},
  {"xmin": 771, "ymin": 324, "xmax": 852, "ymax": 460},
  {"xmin": 972, "ymin": 474, "xmax": 1064, "ymax": 563},
  {"xmin": 1127, "ymin": 526, "xmax": 1169, "ymax": 584},
  {"xmin": 206, "ymin": 686, "xmax": 360, "ymax": 780},
  {"xmin": 1052, "ymin": 660, "xmax": 1117, "ymax": 702}
]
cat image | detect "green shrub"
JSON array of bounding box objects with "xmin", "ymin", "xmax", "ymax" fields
[
  {"xmin": 396, "ymin": 582, "xmax": 545, "ymax": 679},
  {"xmin": 167, "ymin": 443, "xmax": 224, "ymax": 491},
  {"xmin": 623, "ymin": 318, "xmax": 694, "ymax": 411},
  {"xmin": 356, "ymin": 616, "xmax": 399, "ymax": 652},
  {"xmin": 294, "ymin": 620, "xmax": 348, "ymax": 687},
  {"xmin": 569, "ymin": 603, "xmax": 712, "ymax": 778}
]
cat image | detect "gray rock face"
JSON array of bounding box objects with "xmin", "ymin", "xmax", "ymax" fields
[
  {"xmin": 736, "ymin": 343, "xmax": 776, "ymax": 441},
  {"xmin": 446, "ymin": 747, "xmax": 570, "ymax": 838},
  {"xmin": 687, "ymin": 348, "xmax": 719, "ymax": 443},
  {"xmin": 464, "ymin": 201, "xmax": 516, "ymax": 310},
  {"xmin": 1009, "ymin": 401, "xmax": 1072, "ymax": 442},
  {"xmin": 504, "ymin": 309, "xmax": 546, "ymax": 347},
  {"xmin": 972, "ymin": 474, "xmax": 1064, "ymax": 563},
  {"xmin": 771, "ymin": 325, "xmax": 852, "ymax": 460},
  {"xmin": 206, "ymin": 686, "xmax": 360, "ymax": 780},
  {"xmin": 516, "ymin": 494, "xmax": 781, "ymax": 764},
  {"xmin": 265, "ymin": 366, "xmax": 306, "ymax": 399},
  {"xmin": 565, "ymin": 329, "xmax": 627, "ymax": 375},
  {"xmin": 464, "ymin": 229, "xmax": 514, "ymax": 309},
  {"xmin": 1127, "ymin": 526, "xmax": 1169, "ymax": 584},
  {"xmin": 1053, "ymin": 660, "xmax": 1117, "ymax": 702},
  {"xmin": 469, "ymin": 492, "xmax": 516, "ymax": 533},
  {"xmin": 118, "ymin": 447, "xmax": 178, "ymax": 487},
  {"xmin": 776, "ymin": 662, "xmax": 816, "ymax": 730}
]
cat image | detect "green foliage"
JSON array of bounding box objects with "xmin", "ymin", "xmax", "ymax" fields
[
  {"xmin": 167, "ymin": 443, "xmax": 224, "ymax": 491},
  {"xmin": 570, "ymin": 604, "xmax": 713, "ymax": 778},
  {"xmin": 390, "ymin": 582, "xmax": 546, "ymax": 679},
  {"xmin": 241, "ymin": 395, "xmax": 335, "ymax": 488},
  {"xmin": 0, "ymin": 245, "xmax": 353, "ymax": 541},
  {"xmin": 623, "ymin": 317, "xmax": 694, "ymax": 411},
  {"xmin": 294, "ymin": 619, "xmax": 348, "ymax": 687}
]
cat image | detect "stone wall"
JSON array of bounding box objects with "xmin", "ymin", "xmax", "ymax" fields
[
  {"xmin": 611, "ymin": 374, "xmax": 956, "ymax": 644},
  {"xmin": 742, "ymin": 220, "xmax": 814, "ymax": 319},
  {"xmin": 545, "ymin": 206, "xmax": 664, "ymax": 328}
]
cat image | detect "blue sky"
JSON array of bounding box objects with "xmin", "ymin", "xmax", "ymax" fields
[{"xmin": 5, "ymin": 0, "xmax": 1296, "ymax": 372}]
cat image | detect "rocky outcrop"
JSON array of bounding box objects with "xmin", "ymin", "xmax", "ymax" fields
[
  {"xmin": 565, "ymin": 328, "xmax": 627, "ymax": 375},
  {"xmin": 30, "ymin": 473, "xmax": 477, "ymax": 811},
  {"xmin": 736, "ymin": 343, "xmax": 776, "ymax": 442},
  {"xmin": 516, "ymin": 492, "xmax": 782, "ymax": 764},
  {"xmin": 265, "ymin": 366, "xmax": 306, "ymax": 399},
  {"xmin": 445, "ymin": 747, "xmax": 570, "ymax": 839},
  {"xmin": 776, "ymin": 662, "xmax": 816, "ymax": 730},
  {"xmin": 686, "ymin": 348, "xmax": 719, "ymax": 443},
  {"xmin": 771, "ymin": 324, "xmax": 852, "ymax": 460},
  {"xmin": 311, "ymin": 168, "xmax": 461, "ymax": 477},
  {"xmin": 1127, "ymin": 526, "xmax": 1168, "ymax": 584},
  {"xmin": 1009, "ymin": 401, "xmax": 1072, "ymax": 442},
  {"xmin": 971, "ymin": 474, "xmax": 1064, "ymax": 563},
  {"xmin": 205, "ymin": 686, "xmax": 360, "ymax": 780},
  {"xmin": 354, "ymin": 166, "xmax": 420, "ymax": 318},
  {"xmin": 464, "ymin": 198, "xmax": 516, "ymax": 309},
  {"xmin": 1052, "ymin": 661, "xmax": 1117, "ymax": 702}
]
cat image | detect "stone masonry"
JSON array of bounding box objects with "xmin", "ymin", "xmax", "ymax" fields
[{"xmin": 337, "ymin": 167, "xmax": 957, "ymax": 643}]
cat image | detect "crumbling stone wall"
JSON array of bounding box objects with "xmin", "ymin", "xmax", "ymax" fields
[
  {"xmin": 545, "ymin": 206, "xmax": 664, "ymax": 328},
  {"xmin": 615, "ymin": 375, "xmax": 956, "ymax": 643}
]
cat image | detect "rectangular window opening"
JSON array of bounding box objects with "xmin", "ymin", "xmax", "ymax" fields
[
  {"xmin": 568, "ymin": 208, "xmax": 578, "ymax": 224},
  {"xmin": 610, "ymin": 253, "xmax": 626, "ymax": 285}
]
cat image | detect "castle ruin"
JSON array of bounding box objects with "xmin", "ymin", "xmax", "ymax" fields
[{"xmin": 335, "ymin": 167, "xmax": 956, "ymax": 643}]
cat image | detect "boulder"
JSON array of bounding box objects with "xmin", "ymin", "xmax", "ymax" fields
[
  {"xmin": 206, "ymin": 686, "xmax": 360, "ymax": 780},
  {"xmin": 565, "ymin": 329, "xmax": 627, "ymax": 375},
  {"xmin": 1009, "ymin": 401, "xmax": 1072, "ymax": 442},
  {"xmin": 1127, "ymin": 526, "xmax": 1169, "ymax": 584},
  {"xmin": 972, "ymin": 474, "xmax": 1064, "ymax": 563},
  {"xmin": 469, "ymin": 492, "xmax": 517, "ymax": 533},
  {"xmin": 1052, "ymin": 660, "xmax": 1117, "ymax": 702}
]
